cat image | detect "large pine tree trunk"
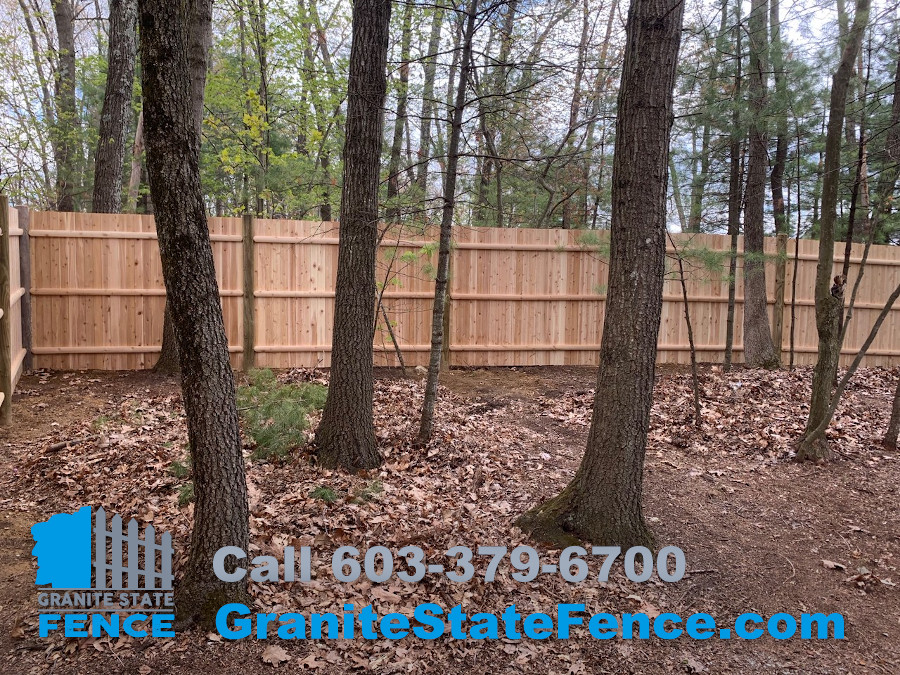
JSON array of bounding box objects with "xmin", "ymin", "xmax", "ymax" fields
[
  {"xmin": 418, "ymin": 0, "xmax": 479, "ymax": 445},
  {"xmin": 516, "ymin": 0, "xmax": 684, "ymax": 547},
  {"xmin": 52, "ymin": 0, "xmax": 79, "ymax": 212},
  {"xmin": 92, "ymin": 0, "xmax": 138, "ymax": 213},
  {"xmin": 153, "ymin": 0, "xmax": 213, "ymax": 374},
  {"xmin": 798, "ymin": 0, "xmax": 870, "ymax": 462},
  {"xmin": 137, "ymin": 0, "xmax": 250, "ymax": 627},
  {"xmin": 314, "ymin": 0, "xmax": 392, "ymax": 472},
  {"xmin": 742, "ymin": 0, "xmax": 779, "ymax": 368}
]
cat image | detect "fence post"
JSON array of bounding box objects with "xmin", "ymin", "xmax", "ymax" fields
[
  {"xmin": 0, "ymin": 196, "xmax": 11, "ymax": 425},
  {"xmin": 772, "ymin": 232, "xmax": 787, "ymax": 362},
  {"xmin": 16, "ymin": 205, "xmax": 32, "ymax": 372},
  {"xmin": 242, "ymin": 213, "xmax": 256, "ymax": 370}
]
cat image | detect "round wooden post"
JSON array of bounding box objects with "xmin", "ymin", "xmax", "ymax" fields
[
  {"xmin": 16, "ymin": 206, "xmax": 32, "ymax": 372},
  {"xmin": 242, "ymin": 213, "xmax": 256, "ymax": 370},
  {"xmin": 0, "ymin": 196, "xmax": 11, "ymax": 425}
]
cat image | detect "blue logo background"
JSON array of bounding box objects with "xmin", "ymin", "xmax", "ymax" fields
[{"xmin": 31, "ymin": 506, "xmax": 92, "ymax": 588}]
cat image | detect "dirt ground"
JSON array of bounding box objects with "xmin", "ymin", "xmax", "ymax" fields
[{"xmin": 0, "ymin": 365, "xmax": 898, "ymax": 674}]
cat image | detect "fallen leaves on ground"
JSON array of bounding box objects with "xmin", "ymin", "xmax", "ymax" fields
[{"xmin": 1, "ymin": 365, "xmax": 899, "ymax": 674}]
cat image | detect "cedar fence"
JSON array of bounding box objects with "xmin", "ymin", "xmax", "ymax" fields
[
  {"xmin": 0, "ymin": 210, "xmax": 898, "ymax": 401},
  {"xmin": 0, "ymin": 199, "xmax": 27, "ymax": 424}
]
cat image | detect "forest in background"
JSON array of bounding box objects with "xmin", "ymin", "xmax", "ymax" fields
[{"xmin": 1, "ymin": 0, "xmax": 899, "ymax": 241}]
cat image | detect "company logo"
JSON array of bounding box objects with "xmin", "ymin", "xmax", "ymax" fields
[{"xmin": 31, "ymin": 506, "xmax": 176, "ymax": 637}]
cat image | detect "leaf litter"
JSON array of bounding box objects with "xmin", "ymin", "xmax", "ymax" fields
[{"xmin": 0, "ymin": 365, "xmax": 898, "ymax": 674}]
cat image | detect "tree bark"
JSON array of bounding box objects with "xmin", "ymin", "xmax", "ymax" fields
[
  {"xmin": 724, "ymin": 0, "xmax": 744, "ymax": 372},
  {"xmin": 415, "ymin": 5, "xmax": 445, "ymax": 196},
  {"xmin": 669, "ymin": 158, "xmax": 688, "ymax": 232},
  {"xmin": 474, "ymin": 0, "xmax": 517, "ymax": 229},
  {"xmin": 742, "ymin": 0, "xmax": 779, "ymax": 368},
  {"xmin": 769, "ymin": 0, "xmax": 788, "ymax": 237},
  {"xmin": 885, "ymin": 371, "xmax": 900, "ymax": 449},
  {"xmin": 137, "ymin": 0, "xmax": 250, "ymax": 628},
  {"xmin": 20, "ymin": 0, "xmax": 58, "ymax": 200},
  {"xmin": 153, "ymin": 0, "xmax": 213, "ymax": 374},
  {"xmin": 581, "ymin": 0, "xmax": 619, "ymax": 227},
  {"xmin": 880, "ymin": 56, "xmax": 900, "ymax": 448},
  {"xmin": 417, "ymin": 0, "xmax": 479, "ymax": 445},
  {"xmin": 516, "ymin": 0, "xmax": 684, "ymax": 547},
  {"xmin": 560, "ymin": 0, "xmax": 591, "ymax": 230},
  {"xmin": 92, "ymin": 0, "xmax": 138, "ymax": 213},
  {"xmin": 314, "ymin": 0, "xmax": 392, "ymax": 472},
  {"xmin": 688, "ymin": 0, "xmax": 728, "ymax": 234},
  {"xmin": 385, "ymin": 1, "xmax": 413, "ymax": 223},
  {"xmin": 798, "ymin": 0, "xmax": 870, "ymax": 462},
  {"xmin": 126, "ymin": 109, "xmax": 144, "ymax": 211},
  {"xmin": 248, "ymin": 0, "xmax": 271, "ymax": 216},
  {"xmin": 52, "ymin": 0, "xmax": 79, "ymax": 212}
]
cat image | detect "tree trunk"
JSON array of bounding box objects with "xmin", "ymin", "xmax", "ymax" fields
[
  {"xmin": 669, "ymin": 158, "xmax": 688, "ymax": 232},
  {"xmin": 314, "ymin": 0, "xmax": 392, "ymax": 472},
  {"xmin": 724, "ymin": 0, "xmax": 743, "ymax": 372},
  {"xmin": 126, "ymin": 109, "xmax": 144, "ymax": 211},
  {"xmin": 742, "ymin": 0, "xmax": 779, "ymax": 368},
  {"xmin": 560, "ymin": 0, "xmax": 591, "ymax": 230},
  {"xmin": 880, "ymin": 56, "xmax": 900, "ymax": 448},
  {"xmin": 474, "ymin": 0, "xmax": 517, "ymax": 229},
  {"xmin": 415, "ymin": 5, "xmax": 445, "ymax": 196},
  {"xmin": 581, "ymin": 0, "xmax": 619, "ymax": 228},
  {"xmin": 248, "ymin": 0, "xmax": 271, "ymax": 217},
  {"xmin": 516, "ymin": 0, "xmax": 684, "ymax": 548},
  {"xmin": 688, "ymin": 0, "xmax": 729, "ymax": 237},
  {"xmin": 687, "ymin": 121, "xmax": 711, "ymax": 232},
  {"xmin": 92, "ymin": 0, "xmax": 138, "ymax": 213},
  {"xmin": 417, "ymin": 0, "xmax": 479, "ymax": 445},
  {"xmin": 385, "ymin": 1, "xmax": 412, "ymax": 223},
  {"xmin": 137, "ymin": 0, "xmax": 250, "ymax": 628},
  {"xmin": 153, "ymin": 0, "xmax": 213, "ymax": 374},
  {"xmin": 798, "ymin": 0, "xmax": 870, "ymax": 462},
  {"xmin": 19, "ymin": 0, "xmax": 58, "ymax": 198},
  {"xmin": 769, "ymin": 0, "xmax": 788, "ymax": 236},
  {"xmin": 154, "ymin": 303, "xmax": 181, "ymax": 373},
  {"xmin": 885, "ymin": 373, "xmax": 900, "ymax": 449},
  {"xmin": 52, "ymin": 0, "xmax": 79, "ymax": 212}
]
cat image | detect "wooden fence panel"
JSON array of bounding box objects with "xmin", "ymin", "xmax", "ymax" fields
[
  {"xmin": 23, "ymin": 210, "xmax": 900, "ymax": 370},
  {"xmin": 8, "ymin": 206, "xmax": 25, "ymax": 389},
  {"xmin": 0, "ymin": 203, "xmax": 26, "ymax": 422},
  {"xmin": 30, "ymin": 212, "xmax": 243, "ymax": 369},
  {"xmin": 252, "ymin": 219, "xmax": 438, "ymax": 368}
]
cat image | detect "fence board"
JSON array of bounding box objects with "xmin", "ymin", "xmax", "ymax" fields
[
  {"xmin": 25, "ymin": 211, "xmax": 900, "ymax": 370},
  {"xmin": 0, "ymin": 204, "xmax": 26, "ymax": 424},
  {"xmin": 8, "ymin": 207, "xmax": 24, "ymax": 389}
]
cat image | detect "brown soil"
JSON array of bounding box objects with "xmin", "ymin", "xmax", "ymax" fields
[{"xmin": 0, "ymin": 366, "xmax": 898, "ymax": 674}]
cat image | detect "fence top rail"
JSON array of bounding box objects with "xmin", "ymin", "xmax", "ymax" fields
[{"xmin": 22, "ymin": 209, "xmax": 900, "ymax": 259}]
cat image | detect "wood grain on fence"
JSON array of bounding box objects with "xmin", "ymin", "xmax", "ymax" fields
[
  {"xmin": 1, "ymin": 201, "xmax": 27, "ymax": 422},
  {"xmin": 27, "ymin": 211, "xmax": 900, "ymax": 371}
]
